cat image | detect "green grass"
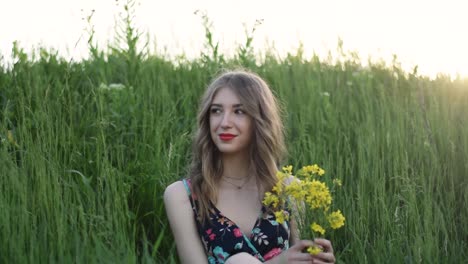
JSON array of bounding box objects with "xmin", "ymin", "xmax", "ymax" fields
[{"xmin": 1, "ymin": 8, "xmax": 467, "ymax": 263}]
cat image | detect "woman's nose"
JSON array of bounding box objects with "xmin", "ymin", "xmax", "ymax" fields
[{"xmin": 220, "ymin": 112, "xmax": 233, "ymax": 128}]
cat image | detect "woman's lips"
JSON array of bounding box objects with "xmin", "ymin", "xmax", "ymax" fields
[{"xmin": 219, "ymin": 134, "xmax": 236, "ymax": 141}]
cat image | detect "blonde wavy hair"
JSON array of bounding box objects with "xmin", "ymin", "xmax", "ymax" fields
[{"xmin": 189, "ymin": 69, "xmax": 286, "ymax": 223}]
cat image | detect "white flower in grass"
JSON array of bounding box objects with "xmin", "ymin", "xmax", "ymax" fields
[{"xmin": 99, "ymin": 83, "xmax": 126, "ymax": 91}]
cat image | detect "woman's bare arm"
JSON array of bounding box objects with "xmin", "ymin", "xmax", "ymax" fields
[{"xmin": 164, "ymin": 181, "xmax": 207, "ymax": 264}]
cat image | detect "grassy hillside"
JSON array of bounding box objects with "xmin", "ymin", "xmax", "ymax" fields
[{"xmin": 1, "ymin": 8, "xmax": 467, "ymax": 263}]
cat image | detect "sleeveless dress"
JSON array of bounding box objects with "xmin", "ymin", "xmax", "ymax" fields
[{"xmin": 182, "ymin": 179, "xmax": 290, "ymax": 264}]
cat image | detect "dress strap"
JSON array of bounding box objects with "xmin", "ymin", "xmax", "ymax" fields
[
  {"xmin": 182, "ymin": 179, "xmax": 196, "ymax": 210},
  {"xmin": 182, "ymin": 178, "xmax": 192, "ymax": 196}
]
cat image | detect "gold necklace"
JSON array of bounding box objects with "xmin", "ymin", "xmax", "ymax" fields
[
  {"xmin": 224, "ymin": 175, "xmax": 249, "ymax": 180},
  {"xmin": 222, "ymin": 177, "xmax": 250, "ymax": 190}
]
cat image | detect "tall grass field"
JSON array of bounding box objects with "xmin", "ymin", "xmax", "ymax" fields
[{"xmin": 1, "ymin": 5, "xmax": 467, "ymax": 263}]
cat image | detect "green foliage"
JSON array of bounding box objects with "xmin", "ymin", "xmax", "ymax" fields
[
  {"xmin": 195, "ymin": 10, "xmax": 225, "ymax": 73},
  {"xmin": 235, "ymin": 19, "xmax": 263, "ymax": 68},
  {"xmin": 1, "ymin": 5, "xmax": 467, "ymax": 264}
]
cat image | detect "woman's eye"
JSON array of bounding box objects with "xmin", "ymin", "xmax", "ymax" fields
[
  {"xmin": 235, "ymin": 109, "xmax": 245, "ymax": 114},
  {"xmin": 210, "ymin": 108, "xmax": 221, "ymax": 114}
]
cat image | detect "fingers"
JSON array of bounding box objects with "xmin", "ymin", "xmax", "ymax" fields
[
  {"xmin": 292, "ymin": 253, "xmax": 314, "ymax": 261},
  {"xmin": 312, "ymin": 260, "xmax": 332, "ymax": 264},
  {"xmin": 291, "ymin": 239, "xmax": 315, "ymax": 251},
  {"xmin": 312, "ymin": 252, "xmax": 336, "ymax": 263},
  {"xmin": 311, "ymin": 239, "xmax": 335, "ymax": 263},
  {"xmin": 287, "ymin": 240, "xmax": 315, "ymax": 262},
  {"xmin": 290, "ymin": 239, "xmax": 335, "ymax": 263},
  {"xmin": 313, "ymin": 238, "xmax": 334, "ymax": 254}
]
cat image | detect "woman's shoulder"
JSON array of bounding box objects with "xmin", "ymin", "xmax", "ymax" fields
[{"xmin": 163, "ymin": 180, "xmax": 189, "ymax": 205}]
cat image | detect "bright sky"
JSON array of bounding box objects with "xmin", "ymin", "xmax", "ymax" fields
[{"xmin": 1, "ymin": 0, "xmax": 467, "ymax": 78}]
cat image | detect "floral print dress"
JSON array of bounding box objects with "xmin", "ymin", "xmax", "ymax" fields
[{"xmin": 182, "ymin": 179, "xmax": 291, "ymax": 264}]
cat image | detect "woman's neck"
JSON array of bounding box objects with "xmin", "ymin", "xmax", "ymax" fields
[{"xmin": 221, "ymin": 152, "xmax": 251, "ymax": 179}]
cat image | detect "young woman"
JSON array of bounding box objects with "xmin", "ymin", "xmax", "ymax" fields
[{"xmin": 164, "ymin": 70, "xmax": 336, "ymax": 263}]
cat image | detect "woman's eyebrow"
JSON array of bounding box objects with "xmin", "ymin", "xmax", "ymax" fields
[{"xmin": 210, "ymin": 103, "xmax": 244, "ymax": 107}]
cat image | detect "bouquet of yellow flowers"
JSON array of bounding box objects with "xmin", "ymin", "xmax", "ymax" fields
[{"xmin": 262, "ymin": 165, "xmax": 345, "ymax": 255}]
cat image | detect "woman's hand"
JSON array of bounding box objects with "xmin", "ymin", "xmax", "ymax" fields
[
  {"xmin": 225, "ymin": 239, "xmax": 335, "ymax": 264},
  {"xmin": 311, "ymin": 238, "xmax": 335, "ymax": 264},
  {"xmin": 264, "ymin": 240, "xmax": 314, "ymax": 263},
  {"xmin": 265, "ymin": 239, "xmax": 335, "ymax": 264},
  {"xmin": 283, "ymin": 240, "xmax": 316, "ymax": 263}
]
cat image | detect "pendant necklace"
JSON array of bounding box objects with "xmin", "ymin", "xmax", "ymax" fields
[{"xmin": 222, "ymin": 177, "xmax": 250, "ymax": 190}]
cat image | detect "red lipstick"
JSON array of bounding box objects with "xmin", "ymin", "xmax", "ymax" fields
[{"xmin": 219, "ymin": 133, "xmax": 236, "ymax": 141}]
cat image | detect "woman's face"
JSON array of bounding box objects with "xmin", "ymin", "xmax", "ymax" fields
[{"xmin": 209, "ymin": 87, "xmax": 253, "ymax": 155}]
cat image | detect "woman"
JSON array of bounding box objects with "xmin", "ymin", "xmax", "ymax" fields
[{"xmin": 164, "ymin": 70, "xmax": 336, "ymax": 263}]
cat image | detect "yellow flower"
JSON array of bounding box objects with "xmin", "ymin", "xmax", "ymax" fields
[
  {"xmin": 274, "ymin": 210, "xmax": 289, "ymax": 224},
  {"xmin": 262, "ymin": 192, "xmax": 279, "ymax": 208},
  {"xmin": 276, "ymin": 170, "xmax": 286, "ymax": 179},
  {"xmin": 327, "ymin": 210, "xmax": 345, "ymax": 229},
  {"xmin": 310, "ymin": 222, "xmax": 325, "ymax": 235},
  {"xmin": 272, "ymin": 181, "xmax": 284, "ymax": 195},
  {"xmin": 285, "ymin": 180, "xmax": 306, "ymax": 200},
  {"xmin": 305, "ymin": 180, "xmax": 332, "ymax": 209},
  {"xmin": 307, "ymin": 246, "xmax": 322, "ymax": 255},
  {"xmin": 310, "ymin": 164, "xmax": 320, "ymax": 173},
  {"xmin": 332, "ymin": 178, "xmax": 342, "ymax": 187},
  {"xmin": 301, "ymin": 164, "xmax": 325, "ymax": 176},
  {"xmin": 270, "ymin": 163, "xmax": 345, "ymax": 244},
  {"xmin": 318, "ymin": 168, "xmax": 325, "ymax": 176},
  {"xmin": 282, "ymin": 165, "xmax": 293, "ymax": 174},
  {"xmin": 302, "ymin": 165, "xmax": 314, "ymax": 174}
]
